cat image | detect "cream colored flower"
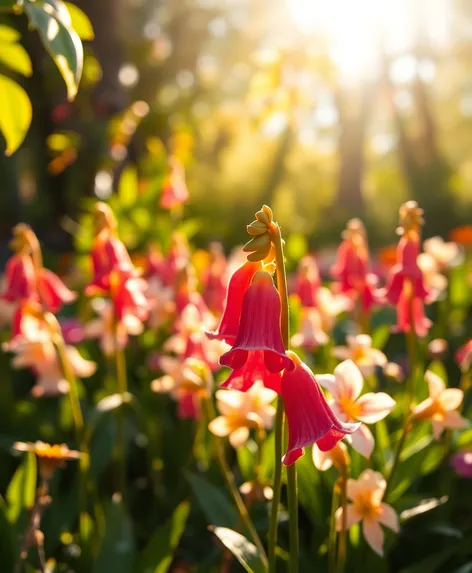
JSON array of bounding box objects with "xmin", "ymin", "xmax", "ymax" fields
[
  {"xmin": 332, "ymin": 335, "xmax": 387, "ymax": 377},
  {"xmin": 412, "ymin": 370, "xmax": 468, "ymax": 439},
  {"xmin": 317, "ymin": 287, "xmax": 352, "ymax": 334},
  {"xmin": 291, "ymin": 307, "xmax": 328, "ymax": 349},
  {"xmin": 336, "ymin": 469, "xmax": 399, "ymax": 556},
  {"xmin": 417, "ymin": 253, "xmax": 447, "ymax": 301},
  {"xmin": 208, "ymin": 381, "xmax": 276, "ymax": 448},
  {"xmin": 423, "ymin": 236, "xmax": 462, "ymax": 270},
  {"xmin": 313, "ymin": 441, "xmax": 350, "ymax": 472}
]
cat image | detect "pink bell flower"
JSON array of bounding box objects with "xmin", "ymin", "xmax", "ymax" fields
[
  {"xmin": 295, "ymin": 255, "xmax": 320, "ymax": 307},
  {"xmin": 1, "ymin": 254, "xmax": 37, "ymax": 303},
  {"xmin": 220, "ymin": 270, "xmax": 293, "ymax": 374},
  {"xmin": 281, "ymin": 351, "xmax": 360, "ymax": 466},
  {"xmin": 36, "ymin": 268, "xmax": 76, "ymax": 312}
]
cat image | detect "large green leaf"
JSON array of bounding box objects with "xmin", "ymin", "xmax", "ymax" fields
[
  {"xmin": 92, "ymin": 495, "xmax": 135, "ymax": 573},
  {"xmin": 137, "ymin": 501, "xmax": 190, "ymax": 573},
  {"xmin": 0, "ymin": 73, "xmax": 32, "ymax": 155},
  {"xmin": 0, "ymin": 43, "xmax": 32, "ymax": 76},
  {"xmin": 6, "ymin": 451, "xmax": 37, "ymax": 524},
  {"xmin": 186, "ymin": 471, "xmax": 237, "ymax": 527},
  {"xmin": 211, "ymin": 527, "xmax": 266, "ymax": 573},
  {"xmin": 25, "ymin": 0, "xmax": 83, "ymax": 100},
  {"xmin": 64, "ymin": 2, "xmax": 94, "ymax": 40}
]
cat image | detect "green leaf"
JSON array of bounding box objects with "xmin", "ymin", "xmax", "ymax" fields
[
  {"xmin": 6, "ymin": 451, "xmax": 37, "ymax": 523},
  {"xmin": 371, "ymin": 324, "xmax": 391, "ymax": 350},
  {"xmin": 119, "ymin": 166, "xmax": 138, "ymax": 208},
  {"xmin": 0, "ymin": 73, "xmax": 32, "ymax": 154},
  {"xmin": 186, "ymin": 471, "xmax": 237, "ymax": 527},
  {"xmin": 237, "ymin": 442, "xmax": 258, "ymax": 481},
  {"xmin": 0, "ymin": 43, "xmax": 32, "ymax": 76},
  {"xmin": 64, "ymin": 2, "xmax": 94, "ymax": 40},
  {"xmin": 25, "ymin": 0, "xmax": 83, "ymax": 101},
  {"xmin": 211, "ymin": 527, "xmax": 265, "ymax": 573},
  {"xmin": 92, "ymin": 495, "xmax": 135, "ymax": 573},
  {"xmin": 137, "ymin": 501, "xmax": 190, "ymax": 573}
]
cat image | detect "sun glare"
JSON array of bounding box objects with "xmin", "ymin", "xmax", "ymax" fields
[{"xmin": 286, "ymin": 0, "xmax": 451, "ymax": 82}]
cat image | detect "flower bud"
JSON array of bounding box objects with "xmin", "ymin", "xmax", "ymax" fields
[
  {"xmin": 247, "ymin": 220, "xmax": 267, "ymax": 236},
  {"xmin": 247, "ymin": 241, "xmax": 272, "ymax": 262},
  {"xmin": 255, "ymin": 210, "xmax": 270, "ymax": 225},
  {"xmin": 243, "ymin": 233, "xmax": 271, "ymax": 253}
]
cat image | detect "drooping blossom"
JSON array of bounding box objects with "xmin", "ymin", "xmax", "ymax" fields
[
  {"xmin": 159, "ymin": 156, "xmax": 189, "ymax": 210},
  {"xmin": 335, "ymin": 469, "xmax": 399, "ymax": 556},
  {"xmin": 451, "ymin": 450, "xmax": 472, "ymax": 478},
  {"xmin": 317, "ymin": 360, "xmax": 395, "ymax": 458},
  {"xmin": 1, "ymin": 253, "xmax": 36, "ymax": 303},
  {"xmin": 84, "ymin": 299, "xmax": 144, "ymax": 355},
  {"xmin": 331, "ymin": 218, "xmax": 378, "ymax": 313},
  {"xmin": 281, "ymin": 351, "xmax": 360, "ymax": 466},
  {"xmin": 456, "ymin": 340, "xmax": 472, "ymax": 371},
  {"xmin": 151, "ymin": 357, "xmax": 211, "ymax": 419},
  {"xmin": 412, "ymin": 370, "xmax": 468, "ymax": 439},
  {"xmin": 220, "ymin": 271, "xmax": 293, "ymax": 389},
  {"xmin": 379, "ymin": 201, "xmax": 432, "ymax": 336},
  {"xmin": 208, "ymin": 381, "xmax": 276, "ymax": 447},
  {"xmin": 332, "ymin": 335, "xmax": 387, "ymax": 378},
  {"xmin": 7, "ymin": 326, "xmax": 96, "ymax": 397},
  {"xmin": 423, "ymin": 236, "xmax": 462, "ymax": 270},
  {"xmin": 313, "ymin": 441, "xmax": 350, "ymax": 472},
  {"xmin": 206, "ymin": 260, "xmax": 262, "ymax": 344},
  {"xmin": 295, "ymin": 255, "xmax": 320, "ymax": 307}
]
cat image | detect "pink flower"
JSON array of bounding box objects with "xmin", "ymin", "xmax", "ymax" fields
[
  {"xmin": 220, "ymin": 270, "xmax": 293, "ymax": 376},
  {"xmin": 456, "ymin": 340, "xmax": 472, "ymax": 371},
  {"xmin": 412, "ymin": 370, "xmax": 468, "ymax": 439},
  {"xmin": 451, "ymin": 450, "xmax": 472, "ymax": 478},
  {"xmin": 1, "ymin": 254, "xmax": 36, "ymax": 303},
  {"xmin": 295, "ymin": 255, "xmax": 320, "ymax": 307},
  {"xmin": 332, "ymin": 334, "xmax": 387, "ymax": 378},
  {"xmin": 331, "ymin": 219, "xmax": 378, "ymax": 313},
  {"xmin": 317, "ymin": 360, "xmax": 395, "ymax": 458},
  {"xmin": 208, "ymin": 381, "xmax": 277, "ymax": 447},
  {"xmin": 159, "ymin": 157, "xmax": 189, "ymax": 210},
  {"xmin": 151, "ymin": 357, "xmax": 212, "ymax": 419},
  {"xmin": 281, "ymin": 351, "xmax": 360, "ymax": 466},
  {"xmin": 36, "ymin": 268, "xmax": 76, "ymax": 312},
  {"xmin": 335, "ymin": 469, "xmax": 399, "ymax": 556},
  {"xmin": 206, "ymin": 260, "xmax": 262, "ymax": 344}
]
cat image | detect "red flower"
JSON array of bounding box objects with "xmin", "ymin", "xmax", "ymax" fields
[
  {"xmin": 295, "ymin": 255, "xmax": 320, "ymax": 307},
  {"xmin": 1, "ymin": 254, "xmax": 36, "ymax": 303},
  {"xmin": 220, "ymin": 270, "xmax": 293, "ymax": 374},
  {"xmin": 86, "ymin": 229, "xmax": 135, "ymax": 295},
  {"xmin": 160, "ymin": 158, "xmax": 189, "ymax": 210},
  {"xmin": 281, "ymin": 351, "xmax": 360, "ymax": 466},
  {"xmin": 110, "ymin": 272, "xmax": 149, "ymax": 323},
  {"xmin": 207, "ymin": 260, "xmax": 262, "ymax": 344},
  {"xmin": 221, "ymin": 350, "xmax": 282, "ymax": 393},
  {"xmin": 36, "ymin": 268, "xmax": 76, "ymax": 312},
  {"xmin": 456, "ymin": 340, "xmax": 472, "ymax": 371}
]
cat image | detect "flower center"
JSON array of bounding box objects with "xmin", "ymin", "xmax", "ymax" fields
[
  {"xmin": 352, "ymin": 346, "xmax": 368, "ymax": 362},
  {"xmin": 353, "ymin": 492, "xmax": 381, "ymax": 521},
  {"xmin": 338, "ymin": 396, "xmax": 362, "ymax": 421}
]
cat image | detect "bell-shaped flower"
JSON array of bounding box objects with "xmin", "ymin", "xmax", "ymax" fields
[
  {"xmin": 220, "ymin": 350, "xmax": 282, "ymax": 393},
  {"xmin": 159, "ymin": 157, "xmax": 189, "ymax": 210},
  {"xmin": 84, "ymin": 299, "xmax": 144, "ymax": 355},
  {"xmin": 295, "ymin": 255, "xmax": 320, "ymax": 307},
  {"xmin": 281, "ymin": 351, "xmax": 360, "ymax": 466},
  {"xmin": 291, "ymin": 307, "xmax": 329, "ymax": 350},
  {"xmin": 412, "ymin": 370, "xmax": 468, "ymax": 439},
  {"xmin": 335, "ymin": 469, "xmax": 399, "ymax": 556},
  {"xmin": 313, "ymin": 441, "xmax": 350, "ymax": 472},
  {"xmin": 110, "ymin": 272, "xmax": 150, "ymax": 323},
  {"xmin": 151, "ymin": 357, "xmax": 212, "ymax": 419},
  {"xmin": 331, "ymin": 219, "xmax": 378, "ymax": 313},
  {"xmin": 220, "ymin": 270, "xmax": 293, "ymax": 374},
  {"xmin": 208, "ymin": 381, "xmax": 277, "ymax": 447},
  {"xmin": 332, "ymin": 335, "xmax": 387, "ymax": 378},
  {"xmin": 36, "ymin": 268, "xmax": 76, "ymax": 312},
  {"xmin": 317, "ymin": 360, "xmax": 395, "ymax": 458},
  {"xmin": 206, "ymin": 260, "xmax": 262, "ymax": 344},
  {"xmin": 1, "ymin": 254, "xmax": 36, "ymax": 303},
  {"xmin": 451, "ymin": 450, "xmax": 472, "ymax": 478},
  {"xmin": 423, "ymin": 236, "xmax": 462, "ymax": 270}
]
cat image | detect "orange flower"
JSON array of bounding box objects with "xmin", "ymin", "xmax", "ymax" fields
[
  {"xmin": 14, "ymin": 441, "xmax": 81, "ymax": 480},
  {"xmin": 449, "ymin": 225, "xmax": 472, "ymax": 246}
]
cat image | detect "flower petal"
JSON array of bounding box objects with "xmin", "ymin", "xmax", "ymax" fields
[
  {"xmin": 438, "ymin": 388, "xmax": 464, "ymax": 412},
  {"xmin": 229, "ymin": 426, "xmax": 250, "ymax": 448},
  {"xmin": 425, "ymin": 370, "xmax": 445, "ymax": 398},
  {"xmin": 362, "ymin": 519, "xmax": 385, "ymax": 556},
  {"xmin": 315, "ymin": 374, "xmax": 337, "ymax": 396},
  {"xmin": 443, "ymin": 410, "xmax": 469, "ymax": 431},
  {"xmin": 378, "ymin": 503, "xmax": 399, "ymax": 532},
  {"xmin": 312, "ymin": 445, "xmax": 333, "ymax": 471},
  {"xmin": 349, "ymin": 424, "xmax": 375, "ymax": 459},
  {"xmin": 334, "ymin": 360, "xmax": 364, "ymax": 401},
  {"xmin": 208, "ymin": 416, "xmax": 232, "ymax": 437},
  {"xmin": 335, "ymin": 504, "xmax": 362, "ymax": 531},
  {"xmin": 356, "ymin": 392, "xmax": 396, "ymax": 424}
]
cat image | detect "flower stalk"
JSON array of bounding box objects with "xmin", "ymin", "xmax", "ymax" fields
[{"xmin": 336, "ymin": 465, "xmax": 348, "ymax": 573}]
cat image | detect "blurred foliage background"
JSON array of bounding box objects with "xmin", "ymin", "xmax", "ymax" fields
[{"xmin": 0, "ymin": 0, "xmax": 472, "ymax": 249}]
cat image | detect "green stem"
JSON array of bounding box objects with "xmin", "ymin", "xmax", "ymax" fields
[
  {"xmin": 115, "ymin": 343, "xmax": 128, "ymax": 498},
  {"xmin": 385, "ymin": 416, "xmax": 411, "ymax": 499},
  {"xmin": 204, "ymin": 399, "xmax": 268, "ymax": 566},
  {"xmin": 268, "ymin": 399, "xmax": 284, "ymax": 572},
  {"xmin": 270, "ymin": 221, "xmax": 298, "ymax": 573},
  {"xmin": 336, "ymin": 466, "xmax": 348, "ymax": 573},
  {"xmin": 328, "ymin": 483, "xmax": 340, "ymax": 573}
]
